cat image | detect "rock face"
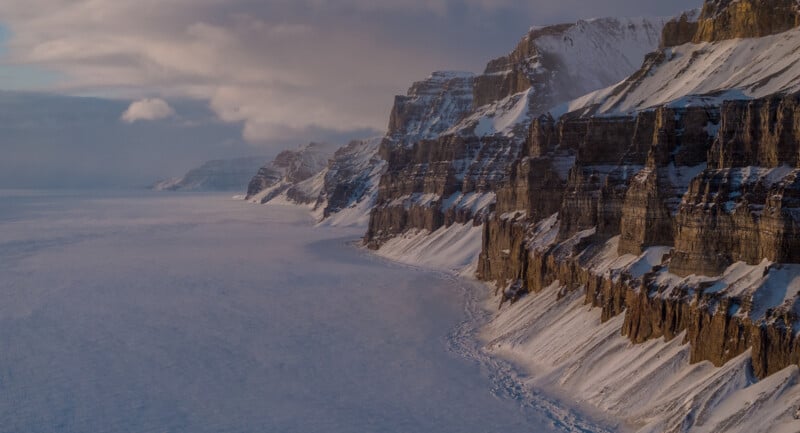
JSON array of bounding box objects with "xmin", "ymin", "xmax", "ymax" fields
[
  {"xmin": 478, "ymin": 87, "xmax": 800, "ymax": 380},
  {"xmin": 618, "ymin": 107, "xmax": 718, "ymax": 256},
  {"xmin": 669, "ymin": 95, "xmax": 800, "ymax": 277},
  {"xmin": 660, "ymin": 9, "xmax": 700, "ymax": 48},
  {"xmin": 365, "ymin": 17, "xmax": 666, "ymax": 248},
  {"xmin": 152, "ymin": 157, "xmax": 268, "ymax": 192},
  {"xmin": 466, "ymin": 0, "xmax": 800, "ymax": 388},
  {"xmin": 472, "ymin": 24, "xmax": 573, "ymax": 108},
  {"xmin": 245, "ymin": 137, "xmax": 386, "ymax": 226},
  {"xmin": 245, "ymin": 142, "xmax": 335, "ymax": 203},
  {"xmin": 694, "ymin": 0, "xmax": 800, "ymax": 42}
]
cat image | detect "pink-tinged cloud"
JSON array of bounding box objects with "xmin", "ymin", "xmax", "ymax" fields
[{"xmin": 0, "ymin": 0, "xmax": 700, "ymax": 145}]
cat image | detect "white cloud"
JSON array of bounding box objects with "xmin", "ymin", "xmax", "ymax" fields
[{"xmin": 121, "ymin": 98, "xmax": 175, "ymax": 123}]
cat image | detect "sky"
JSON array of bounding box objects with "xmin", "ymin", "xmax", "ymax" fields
[{"xmin": 0, "ymin": 0, "xmax": 700, "ymax": 188}]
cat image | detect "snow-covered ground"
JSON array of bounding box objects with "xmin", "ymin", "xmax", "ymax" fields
[
  {"xmin": 0, "ymin": 190, "xmax": 613, "ymax": 433},
  {"xmin": 558, "ymin": 26, "xmax": 800, "ymax": 117},
  {"xmin": 371, "ymin": 222, "xmax": 800, "ymax": 433},
  {"xmin": 481, "ymin": 285, "xmax": 800, "ymax": 433}
]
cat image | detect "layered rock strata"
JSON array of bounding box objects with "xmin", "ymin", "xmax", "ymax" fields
[
  {"xmin": 693, "ymin": 0, "xmax": 800, "ymax": 43},
  {"xmin": 472, "ymin": 1, "xmax": 800, "ymax": 383},
  {"xmin": 478, "ymin": 91, "xmax": 800, "ymax": 380},
  {"xmin": 366, "ymin": 18, "xmax": 665, "ymax": 248}
]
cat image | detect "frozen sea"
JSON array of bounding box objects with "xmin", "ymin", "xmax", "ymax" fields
[{"xmin": 0, "ymin": 191, "xmax": 592, "ymax": 433}]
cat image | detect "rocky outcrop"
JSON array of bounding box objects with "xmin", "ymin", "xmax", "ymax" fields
[
  {"xmin": 660, "ymin": 9, "xmax": 700, "ymax": 48},
  {"xmin": 558, "ymin": 117, "xmax": 644, "ymax": 241},
  {"xmin": 245, "ymin": 142, "xmax": 335, "ymax": 203},
  {"xmin": 473, "ymin": 18, "xmax": 664, "ymax": 111},
  {"xmin": 668, "ymin": 166, "xmax": 800, "ymax": 276},
  {"xmin": 660, "ymin": 0, "xmax": 800, "ymax": 49},
  {"xmin": 366, "ymin": 133, "xmax": 511, "ymax": 247},
  {"xmin": 473, "ymin": 24, "xmax": 573, "ymax": 108},
  {"xmin": 669, "ymin": 95, "xmax": 800, "ymax": 276},
  {"xmin": 708, "ymin": 95, "xmax": 800, "ymax": 169},
  {"xmin": 694, "ymin": 0, "xmax": 800, "ymax": 42}
]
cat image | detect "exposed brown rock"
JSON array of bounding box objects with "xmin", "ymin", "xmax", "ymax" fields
[
  {"xmin": 693, "ymin": 0, "xmax": 800, "ymax": 43},
  {"xmin": 708, "ymin": 95, "xmax": 800, "ymax": 169},
  {"xmin": 477, "ymin": 85, "xmax": 800, "ymax": 381},
  {"xmin": 473, "ymin": 24, "xmax": 573, "ymax": 108},
  {"xmin": 619, "ymin": 107, "xmax": 719, "ymax": 256},
  {"xmin": 661, "ymin": 11, "xmax": 700, "ymax": 48}
]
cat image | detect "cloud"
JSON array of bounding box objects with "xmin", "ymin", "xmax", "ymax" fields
[
  {"xmin": 0, "ymin": 0, "xmax": 700, "ymax": 146},
  {"xmin": 121, "ymin": 98, "xmax": 176, "ymax": 123}
]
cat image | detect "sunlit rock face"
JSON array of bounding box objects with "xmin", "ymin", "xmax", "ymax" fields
[{"xmin": 693, "ymin": 0, "xmax": 800, "ymax": 42}]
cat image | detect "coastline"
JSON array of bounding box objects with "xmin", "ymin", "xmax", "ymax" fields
[
  {"xmin": 362, "ymin": 223, "xmax": 624, "ymax": 433},
  {"xmin": 361, "ymin": 219, "xmax": 800, "ymax": 433}
]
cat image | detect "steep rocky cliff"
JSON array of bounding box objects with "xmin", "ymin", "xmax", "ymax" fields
[
  {"xmin": 386, "ymin": 71, "xmax": 475, "ymax": 147},
  {"xmin": 480, "ymin": 92, "xmax": 800, "ymax": 383},
  {"xmin": 365, "ymin": 17, "xmax": 666, "ymax": 248},
  {"xmin": 693, "ymin": 0, "xmax": 800, "ymax": 42},
  {"xmin": 477, "ymin": 0, "xmax": 800, "ymax": 394}
]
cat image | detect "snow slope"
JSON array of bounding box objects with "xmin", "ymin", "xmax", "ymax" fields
[
  {"xmin": 560, "ymin": 26, "xmax": 800, "ymax": 116},
  {"xmin": 452, "ymin": 17, "xmax": 667, "ymax": 139},
  {"xmin": 371, "ymin": 212, "xmax": 800, "ymax": 433},
  {"xmin": 482, "ymin": 285, "xmax": 800, "ymax": 433}
]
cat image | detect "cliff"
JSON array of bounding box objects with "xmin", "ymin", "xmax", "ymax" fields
[
  {"xmin": 479, "ymin": 88, "xmax": 800, "ymax": 382},
  {"xmin": 467, "ymin": 4, "xmax": 800, "ymax": 422},
  {"xmin": 365, "ymin": 17, "xmax": 666, "ymax": 248},
  {"xmin": 365, "ymin": 0, "xmax": 800, "ymax": 384},
  {"xmin": 693, "ymin": 0, "xmax": 800, "ymax": 42}
]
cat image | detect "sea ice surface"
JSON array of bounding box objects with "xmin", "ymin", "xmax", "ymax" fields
[{"xmin": 0, "ymin": 191, "xmax": 604, "ymax": 433}]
